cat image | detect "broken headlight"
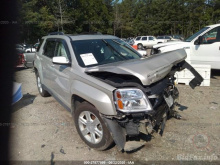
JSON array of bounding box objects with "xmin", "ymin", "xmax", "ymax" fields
[{"xmin": 114, "ymin": 88, "xmax": 152, "ymax": 113}]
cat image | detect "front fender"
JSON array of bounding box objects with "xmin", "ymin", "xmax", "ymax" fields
[{"xmin": 71, "ymin": 80, "xmax": 117, "ymax": 116}]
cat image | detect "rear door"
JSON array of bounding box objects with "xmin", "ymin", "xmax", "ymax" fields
[
  {"xmin": 50, "ymin": 39, "xmax": 72, "ymax": 108},
  {"xmin": 41, "ymin": 39, "xmax": 57, "ymax": 90},
  {"xmin": 148, "ymin": 36, "xmax": 157, "ymax": 47},
  {"xmin": 191, "ymin": 26, "xmax": 220, "ymax": 69}
]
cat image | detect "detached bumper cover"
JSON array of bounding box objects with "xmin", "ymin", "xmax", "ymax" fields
[
  {"xmin": 102, "ymin": 117, "xmax": 126, "ymax": 151},
  {"xmin": 180, "ymin": 61, "xmax": 204, "ymax": 89}
]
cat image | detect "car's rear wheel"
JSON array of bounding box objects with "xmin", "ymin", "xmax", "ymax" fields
[
  {"xmin": 74, "ymin": 102, "xmax": 113, "ymax": 150},
  {"xmin": 137, "ymin": 44, "xmax": 143, "ymax": 49},
  {"xmin": 36, "ymin": 72, "xmax": 50, "ymax": 97}
]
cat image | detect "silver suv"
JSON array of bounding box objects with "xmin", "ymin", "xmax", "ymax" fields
[{"xmin": 34, "ymin": 32, "xmax": 203, "ymax": 151}]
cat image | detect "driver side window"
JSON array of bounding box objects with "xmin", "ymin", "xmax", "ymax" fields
[{"xmin": 201, "ymin": 26, "xmax": 220, "ymax": 44}]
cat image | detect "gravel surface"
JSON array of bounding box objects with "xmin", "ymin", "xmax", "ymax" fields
[{"xmin": 10, "ymin": 68, "xmax": 220, "ymax": 164}]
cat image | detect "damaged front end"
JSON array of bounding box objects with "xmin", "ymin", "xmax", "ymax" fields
[{"xmin": 86, "ymin": 49, "xmax": 203, "ymax": 151}]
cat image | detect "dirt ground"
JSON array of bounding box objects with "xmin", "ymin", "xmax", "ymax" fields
[{"xmin": 9, "ymin": 68, "xmax": 220, "ymax": 164}]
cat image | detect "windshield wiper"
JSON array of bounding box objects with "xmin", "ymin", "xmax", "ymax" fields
[{"xmin": 102, "ymin": 39, "xmax": 127, "ymax": 60}]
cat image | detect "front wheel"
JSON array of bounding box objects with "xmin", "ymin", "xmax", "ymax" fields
[
  {"xmin": 137, "ymin": 44, "xmax": 143, "ymax": 50},
  {"xmin": 74, "ymin": 102, "xmax": 113, "ymax": 150}
]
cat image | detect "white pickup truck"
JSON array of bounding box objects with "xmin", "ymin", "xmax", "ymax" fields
[{"xmin": 152, "ymin": 23, "xmax": 220, "ymax": 69}]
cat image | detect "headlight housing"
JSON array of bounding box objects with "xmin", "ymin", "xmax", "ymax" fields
[{"xmin": 114, "ymin": 88, "xmax": 152, "ymax": 113}]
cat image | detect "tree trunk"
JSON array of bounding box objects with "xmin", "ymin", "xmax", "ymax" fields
[{"xmin": 59, "ymin": 0, "xmax": 63, "ymax": 31}]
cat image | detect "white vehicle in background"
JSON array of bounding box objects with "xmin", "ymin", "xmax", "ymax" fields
[
  {"xmin": 171, "ymin": 35, "xmax": 184, "ymax": 41},
  {"xmin": 152, "ymin": 23, "xmax": 220, "ymax": 69},
  {"xmin": 25, "ymin": 43, "xmax": 39, "ymax": 53},
  {"xmin": 156, "ymin": 36, "xmax": 172, "ymax": 43},
  {"xmin": 134, "ymin": 36, "xmax": 159, "ymax": 49},
  {"xmin": 25, "ymin": 47, "xmax": 36, "ymax": 53}
]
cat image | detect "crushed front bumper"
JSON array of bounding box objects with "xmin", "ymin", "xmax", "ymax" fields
[{"xmin": 102, "ymin": 61, "xmax": 203, "ymax": 151}]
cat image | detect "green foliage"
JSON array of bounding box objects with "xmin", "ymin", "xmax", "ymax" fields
[{"xmin": 18, "ymin": 0, "xmax": 220, "ymax": 43}]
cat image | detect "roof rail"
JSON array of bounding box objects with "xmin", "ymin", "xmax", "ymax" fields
[
  {"xmin": 79, "ymin": 32, "xmax": 102, "ymax": 35},
  {"xmin": 48, "ymin": 32, "xmax": 64, "ymax": 35}
]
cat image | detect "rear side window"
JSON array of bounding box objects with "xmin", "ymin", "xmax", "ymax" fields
[
  {"xmin": 43, "ymin": 40, "xmax": 56, "ymax": 58},
  {"xmin": 142, "ymin": 37, "xmax": 147, "ymax": 40}
]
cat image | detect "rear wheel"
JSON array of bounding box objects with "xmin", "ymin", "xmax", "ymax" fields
[
  {"xmin": 36, "ymin": 72, "xmax": 50, "ymax": 97},
  {"xmin": 74, "ymin": 102, "xmax": 113, "ymax": 150}
]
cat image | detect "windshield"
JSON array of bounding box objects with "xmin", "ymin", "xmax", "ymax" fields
[
  {"xmin": 185, "ymin": 27, "xmax": 210, "ymax": 42},
  {"xmin": 71, "ymin": 39, "xmax": 141, "ymax": 67}
]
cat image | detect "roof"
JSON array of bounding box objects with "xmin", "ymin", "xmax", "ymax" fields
[
  {"xmin": 43, "ymin": 33, "xmax": 118, "ymax": 41},
  {"xmin": 206, "ymin": 23, "xmax": 220, "ymax": 28},
  {"xmin": 69, "ymin": 35, "xmax": 118, "ymax": 41}
]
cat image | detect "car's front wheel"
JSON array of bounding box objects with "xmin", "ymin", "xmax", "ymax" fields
[
  {"xmin": 137, "ymin": 43, "xmax": 143, "ymax": 49},
  {"xmin": 74, "ymin": 102, "xmax": 113, "ymax": 150}
]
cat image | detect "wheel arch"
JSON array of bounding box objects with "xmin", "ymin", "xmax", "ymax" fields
[{"xmin": 71, "ymin": 94, "xmax": 95, "ymax": 115}]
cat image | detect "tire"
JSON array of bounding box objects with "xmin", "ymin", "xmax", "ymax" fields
[
  {"xmin": 74, "ymin": 102, "xmax": 113, "ymax": 150},
  {"xmin": 151, "ymin": 49, "xmax": 155, "ymax": 55},
  {"xmin": 137, "ymin": 43, "xmax": 143, "ymax": 50},
  {"xmin": 36, "ymin": 72, "xmax": 50, "ymax": 97}
]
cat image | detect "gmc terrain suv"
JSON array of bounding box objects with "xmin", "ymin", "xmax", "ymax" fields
[{"xmin": 34, "ymin": 32, "xmax": 203, "ymax": 151}]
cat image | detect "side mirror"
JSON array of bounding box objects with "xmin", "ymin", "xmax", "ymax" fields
[
  {"xmin": 52, "ymin": 56, "xmax": 70, "ymax": 65},
  {"xmin": 195, "ymin": 36, "xmax": 203, "ymax": 45}
]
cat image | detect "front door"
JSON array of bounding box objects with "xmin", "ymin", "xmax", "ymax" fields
[
  {"xmin": 141, "ymin": 36, "xmax": 148, "ymax": 47},
  {"xmin": 50, "ymin": 39, "xmax": 72, "ymax": 108},
  {"xmin": 191, "ymin": 26, "xmax": 220, "ymax": 69}
]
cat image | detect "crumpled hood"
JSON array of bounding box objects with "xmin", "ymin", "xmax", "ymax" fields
[
  {"xmin": 153, "ymin": 41, "xmax": 189, "ymax": 49},
  {"xmin": 85, "ymin": 49, "xmax": 187, "ymax": 86}
]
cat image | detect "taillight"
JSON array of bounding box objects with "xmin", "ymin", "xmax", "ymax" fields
[{"xmin": 18, "ymin": 53, "xmax": 25, "ymax": 64}]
